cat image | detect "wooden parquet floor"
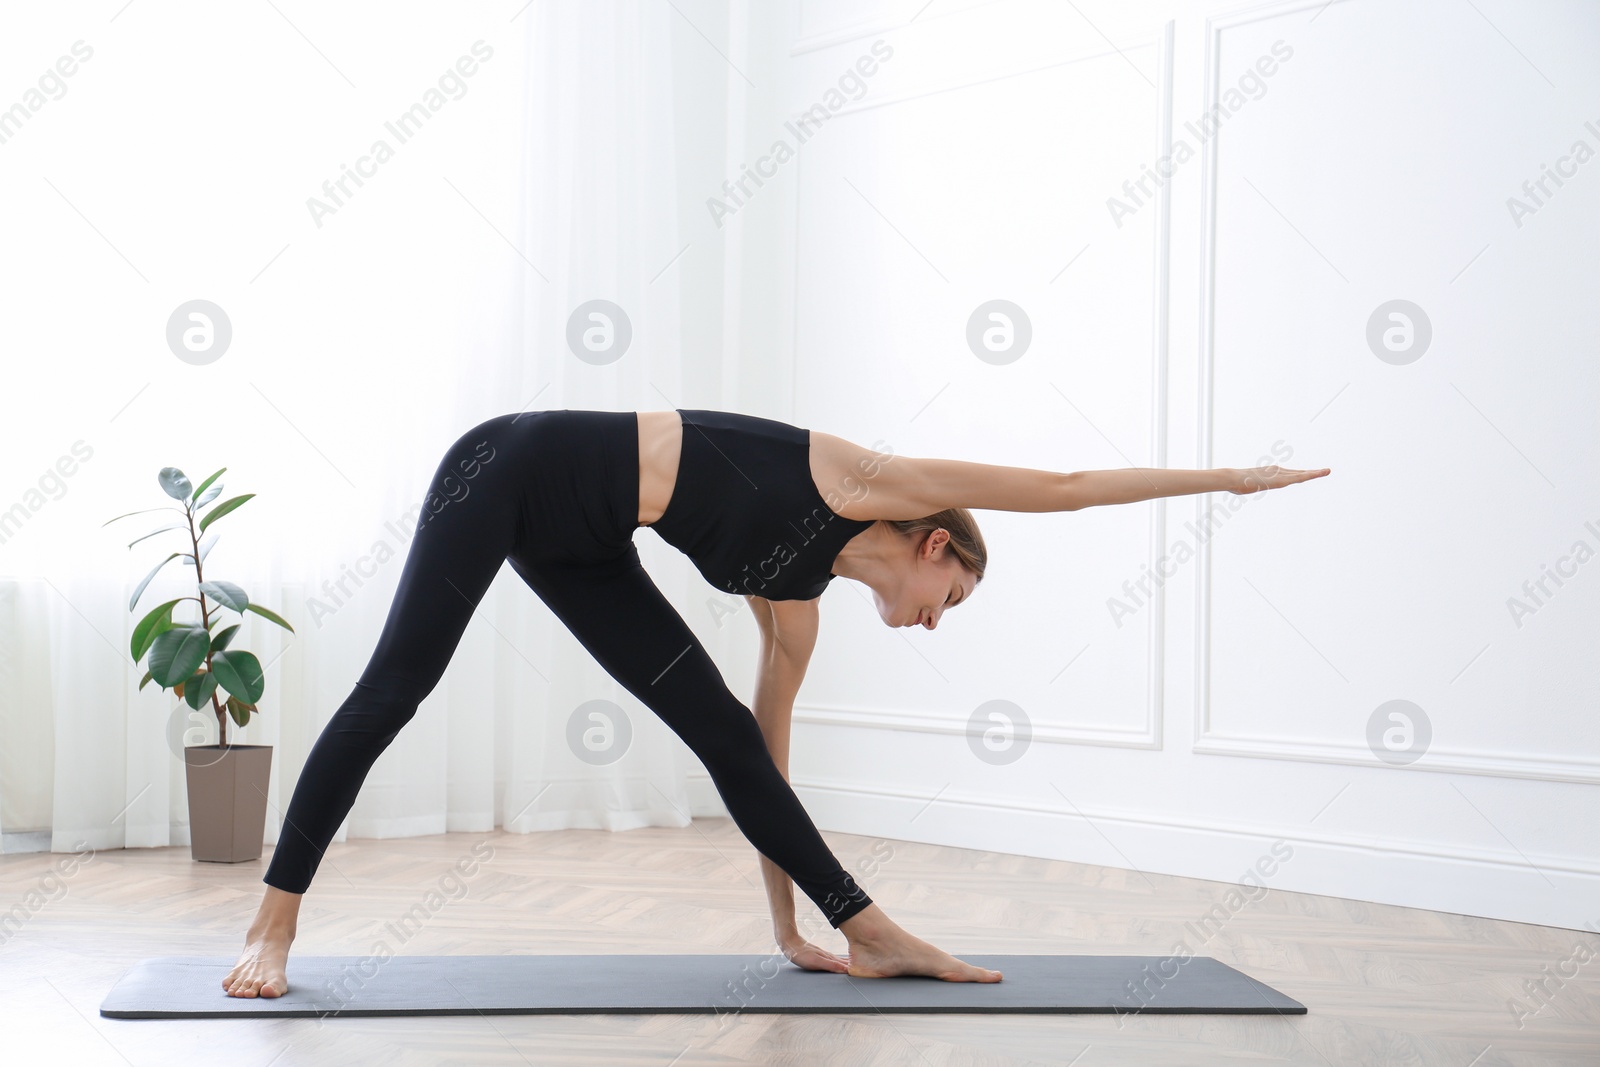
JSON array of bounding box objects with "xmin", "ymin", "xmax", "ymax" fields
[{"xmin": 1, "ymin": 819, "xmax": 1595, "ymax": 1065}]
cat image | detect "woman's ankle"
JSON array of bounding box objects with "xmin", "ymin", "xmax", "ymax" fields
[
  {"xmin": 839, "ymin": 903, "xmax": 894, "ymax": 945},
  {"xmin": 249, "ymin": 886, "xmax": 302, "ymax": 938}
]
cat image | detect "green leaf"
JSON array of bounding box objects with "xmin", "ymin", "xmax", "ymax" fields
[
  {"xmin": 131, "ymin": 597, "xmax": 183, "ymax": 662},
  {"xmin": 210, "ymin": 649, "xmax": 265, "ymax": 704},
  {"xmin": 244, "ymin": 602, "xmax": 295, "ymax": 634},
  {"xmin": 183, "ymin": 670, "xmax": 218, "ymax": 710},
  {"xmin": 195, "ymin": 483, "xmax": 223, "ymax": 507},
  {"xmin": 129, "ymin": 552, "xmax": 182, "ymax": 612},
  {"xmin": 199, "ymin": 580, "xmax": 248, "ymax": 612},
  {"xmin": 226, "ymin": 694, "xmax": 253, "ymax": 729},
  {"xmin": 158, "ymin": 467, "xmax": 193, "ymax": 502},
  {"xmin": 139, "ymin": 669, "xmax": 154, "ymax": 691},
  {"xmin": 198, "ymin": 493, "xmax": 254, "ymax": 534},
  {"xmin": 190, "ymin": 467, "xmax": 226, "ymax": 503},
  {"xmin": 148, "ymin": 626, "xmax": 211, "ymax": 687},
  {"xmin": 127, "ymin": 523, "xmax": 188, "ymax": 550},
  {"xmin": 210, "ymin": 623, "xmax": 241, "ymax": 652},
  {"xmin": 180, "ymin": 533, "xmax": 219, "ymax": 569},
  {"xmin": 102, "ymin": 505, "xmax": 183, "ymax": 527}
]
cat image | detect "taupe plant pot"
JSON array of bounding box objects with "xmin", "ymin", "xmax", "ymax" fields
[{"xmin": 183, "ymin": 743, "xmax": 273, "ymax": 863}]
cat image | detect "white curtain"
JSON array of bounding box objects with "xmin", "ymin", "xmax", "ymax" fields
[{"xmin": 0, "ymin": 2, "xmax": 725, "ymax": 864}]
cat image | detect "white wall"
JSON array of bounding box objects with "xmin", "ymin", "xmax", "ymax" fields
[
  {"xmin": 710, "ymin": 0, "xmax": 1600, "ymax": 931},
  {"xmin": 3, "ymin": 0, "xmax": 1593, "ymax": 932}
]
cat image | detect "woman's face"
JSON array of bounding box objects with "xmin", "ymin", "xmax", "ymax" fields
[{"xmin": 876, "ymin": 529, "xmax": 976, "ymax": 630}]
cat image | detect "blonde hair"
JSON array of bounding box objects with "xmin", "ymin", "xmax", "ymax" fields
[{"xmin": 881, "ymin": 508, "xmax": 987, "ymax": 583}]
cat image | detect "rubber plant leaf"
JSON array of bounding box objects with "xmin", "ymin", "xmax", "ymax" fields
[
  {"xmin": 198, "ymin": 494, "xmax": 254, "ymax": 534},
  {"xmin": 127, "ymin": 523, "xmax": 188, "ymax": 550},
  {"xmin": 199, "ymin": 580, "xmax": 248, "ymax": 613},
  {"xmin": 129, "ymin": 553, "xmax": 182, "ymax": 612},
  {"xmin": 210, "ymin": 623, "xmax": 241, "ymax": 652},
  {"xmin": 181, "ymin": 532, "xmax": 220, "ymax": 568},
  {"xmin": 189, "ymin": 467, "xmax": 226, "ymax": 503},
  {"xmin": 210, "ymin": 649, "xmax": 265, "ymax": 704},
  {"xmin": 148, "ymin": 626, "xmax": 211, "ymax": 688},
  {"xmin": 158, "ymin": 467, "xmax": 193, "ymax": 502},
  {"xmin": 102, "ymin": 505, "xmax": 182, "ymax": 527},
  {"xmin": 244, "ymin": 602, "xmax": 295, "ymax": 634},
  {"xmin": 183, "ymin": 670, "xmax": 218, "ymax": 711},
  {"xmin": 130, "ymin": 597, "xmax": 183, "ymax": 662}
]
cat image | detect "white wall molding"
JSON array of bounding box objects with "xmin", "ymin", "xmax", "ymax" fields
[
  {"xmin": 1191, "ymin": 733, "xmax": 1600, "ymax": 785},
  {"xmin": 1189, "ymin": 0, "xmax": 1599, "ymax": 783},
  {"xmin": 792, "ymin": 21, "xmax": 1176, "ymax": 749},
  {"xmin": 793, "ymin": 701, "xmax": 1163, "ymax": 749}
]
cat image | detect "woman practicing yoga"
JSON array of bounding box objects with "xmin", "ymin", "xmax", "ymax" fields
[{"xmin": 223, "ymin": 407, "xmax": 1329, "ymax": 998}]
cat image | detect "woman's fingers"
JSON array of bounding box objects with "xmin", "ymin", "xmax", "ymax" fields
[
  {"xmin": 781, "ymin": 937, "xmax": 859, "ymax": 972},
  {"xmin": 1234, "ymin": 465, "xmax": 1331, "ymax": 493}
]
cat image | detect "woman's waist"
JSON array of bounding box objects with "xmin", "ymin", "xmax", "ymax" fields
[{"xmin": 502, "ymin": 409, "xmax": 641, "ymax": 553}]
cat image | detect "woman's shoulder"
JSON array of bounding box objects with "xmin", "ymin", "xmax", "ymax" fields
[{"xmin": 808, "ymin": 428, "xmax": 901, "ymax": 522}]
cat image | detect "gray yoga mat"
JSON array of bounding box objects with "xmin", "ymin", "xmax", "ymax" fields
[{"xmin": 100, "ymin": 953, "xmax": 1305, "ymax": 1018}]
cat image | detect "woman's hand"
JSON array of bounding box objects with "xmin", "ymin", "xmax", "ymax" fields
[
  {"xmin": 778, "ymin": 933, "xmax": 851, "ymax": 974},
  {"xmin": 1226, "ymin": 465, "xmax": 1331, "ymax": 495}
]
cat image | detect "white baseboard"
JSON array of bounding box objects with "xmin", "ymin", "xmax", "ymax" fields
[
  {"xmin": 1, "ymin": 831, "xmax": 51, "ymax": 854},
  {"xmin": 751, "ymin": 776, "xmax": 1600, "ymax": 932}
]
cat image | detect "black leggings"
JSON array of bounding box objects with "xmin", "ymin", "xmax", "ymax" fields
[{"xmin": 262, "ymin": 409, "xmax": 872, "ymax": 927}]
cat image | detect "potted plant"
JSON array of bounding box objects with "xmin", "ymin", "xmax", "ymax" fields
[{"xmin": 104, "ymin": 466, "xmax": 295, "ymax": 863}]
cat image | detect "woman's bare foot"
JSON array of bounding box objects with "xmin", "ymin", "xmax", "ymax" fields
[
  {"xmin": 839, "ymin": 903, "xmax": 1002, "ymax": 982},
  {"xmin": 223, "ymin": 886, "xmax": 302, "ymax": 998}
]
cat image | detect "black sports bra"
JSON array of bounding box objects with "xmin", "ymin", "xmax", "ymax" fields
[{"xmin": 644, "ymin": 409, "xmax": 876, "ymax": 601}]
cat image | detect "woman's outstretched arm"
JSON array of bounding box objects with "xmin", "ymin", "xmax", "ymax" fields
[
  {"xmin": 808, "ymin": 430, "xmax": 1329, "ymax": 520},
  {"xmin": 1057, "ymin": 463, "xmax": 1330, "ymax": 509},
  {"xmin": 890, "ymin": 456, "xmax": 1329, "ymax": 515}
]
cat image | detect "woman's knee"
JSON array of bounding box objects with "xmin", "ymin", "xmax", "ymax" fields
[
  {"xmin": 688, "ymin": 714, "xmax": 779, "ymax": 782},
  {"xmin": 338, "ymin": 675, "xmax": 428, "ymax": 732}
]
